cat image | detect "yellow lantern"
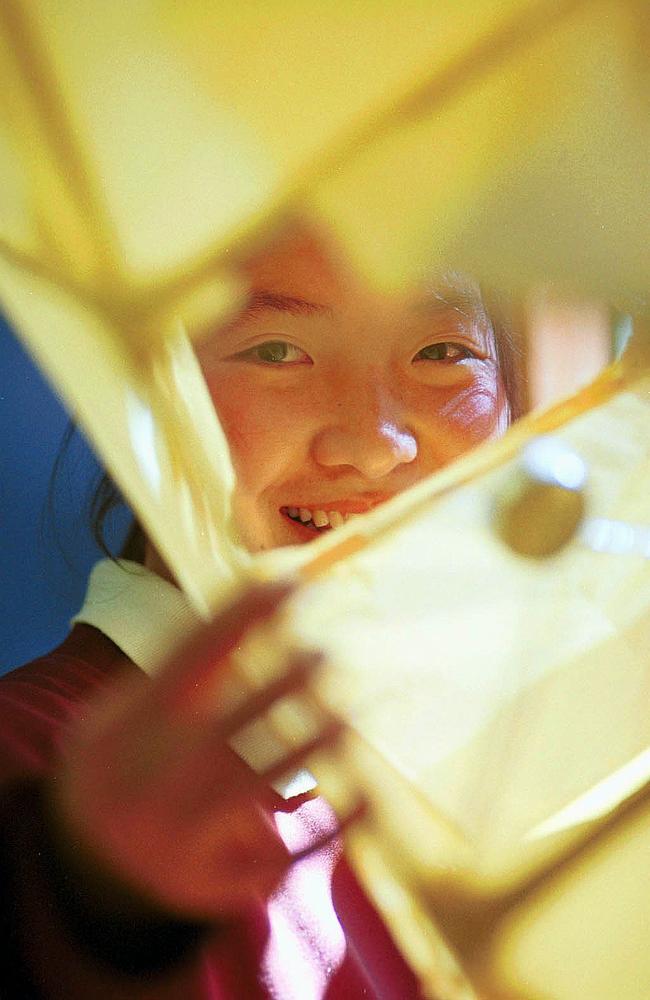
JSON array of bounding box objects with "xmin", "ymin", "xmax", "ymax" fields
[{"xmin": 1, "ymin": 2, "xmax": 649, "ymax": 996}]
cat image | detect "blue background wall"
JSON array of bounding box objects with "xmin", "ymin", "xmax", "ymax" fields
[{"xmin": 0, "ymin": 314, "xmax": 131, "ymax": 674}]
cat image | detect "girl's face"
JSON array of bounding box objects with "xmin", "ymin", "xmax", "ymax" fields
[{"xmin": 196, "ymin": 229, "xmax": 508, "ymax": 552}]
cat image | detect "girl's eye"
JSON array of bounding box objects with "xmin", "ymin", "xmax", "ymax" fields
[
  {"xmin": 236, "ymin": 341, "xmax": 310, "ymax": 365},
  {"xmin": 413, "ymin": 342, "xmax": 476, "ymax": 363}
]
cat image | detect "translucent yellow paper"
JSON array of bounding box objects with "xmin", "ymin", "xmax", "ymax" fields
[
  {"xmin": 2, "ymin": 2, "xmax": 650, "ymax": 998},
  {"xmin": 312, "ymin": 0, "xmax": 650, "ymax": 303},
  {"xmin": 246, "ymin": 361, "xmax": 650, "ymax": 998}
]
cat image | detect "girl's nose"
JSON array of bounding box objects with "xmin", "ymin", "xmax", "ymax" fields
[{"xmin": 311, "ymin": 403, "xmax": 417, "ymax": 480}]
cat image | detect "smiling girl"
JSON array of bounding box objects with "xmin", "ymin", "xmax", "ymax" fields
[
  {"xmin": 145, "ymin": 228, "xmax": 517, "ymax": 572},
  {"xmin": 0, "ymin": 227, "xmax": 521, "ymax": 1000}
]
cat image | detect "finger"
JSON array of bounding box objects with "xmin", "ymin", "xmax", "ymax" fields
[
  {"xmin": 217, "ymin": 650, "xmax": 324, "ymax": 738},
  {"xmin": 290, "ymin": 797, "xmax": 369, "ymax": 864},
  {"xmin": 156, "ymin": 580, "xmax": 296, "ymax": 709},
  {"xmin": 259, "ymin": 720, "xmax": 345, "ymax": 785},
  {"xmin": 166, "ymin": 711, "xmax": 342, "ymax": 822},
  {"xmin": 154, "ymin": 737, "xmax": 279, "ymax": 820},
  {"xmin": 171, "ymin": 693, "xmax": 334, "ymax": 818}
]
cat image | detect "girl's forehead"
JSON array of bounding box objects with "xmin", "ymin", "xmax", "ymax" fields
[
  {"xmin": 241, "ymin": 225, "xmax": 353, "ymax": 306},
  {"xmin": 239, "ymin": 224, "xmax": 488, "ymax": 322}
]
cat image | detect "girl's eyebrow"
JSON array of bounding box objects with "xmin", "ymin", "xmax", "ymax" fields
[
  {"xmin": 414, "ymin": 290, "xmax": 496, "ymax": 344},
  {"xmin": 416, "ymin": 269, "xmax": 486, "ymax": 318},
  {"xmin": 202, "ymin": 290, "xmax": 332, "ymax": 350},
  {"xmin": 418, "ymin": 286, "xmax": 485, "ymax": 320},
  {"xmin": 239, "ymin": 290, "xmax": 332, "ymax": 320}
]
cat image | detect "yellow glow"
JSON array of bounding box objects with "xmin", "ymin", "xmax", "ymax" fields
[
  {"xmin": 525, "ymin": 747, "xmax": 650, "ymax": 841},
  {"xmin": 2, "ymin": 3, "xmax": 650, "ymax": 997}
]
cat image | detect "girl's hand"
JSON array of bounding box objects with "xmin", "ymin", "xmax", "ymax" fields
[{"xmin": 49, "ymin": 582, "xmax": 347, "ymax": 920}]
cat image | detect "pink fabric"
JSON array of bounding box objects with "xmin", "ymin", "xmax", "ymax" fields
[{"xmin": 0, "ymin": 626, "xmax": 424, "ymax": 999}]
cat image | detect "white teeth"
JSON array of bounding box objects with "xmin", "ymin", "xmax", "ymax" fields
[{"xmin": 287, "ymin": 506, "xmax": 353, "ymax": 529}]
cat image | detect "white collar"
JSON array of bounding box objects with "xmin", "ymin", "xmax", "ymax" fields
[
  {"xmin": 73, "ymin": 559, "xmax": 317, "ymax": 798},
  {"xmin": 73, "ymin": 559, "xmax": 201, "ymax": 674}
]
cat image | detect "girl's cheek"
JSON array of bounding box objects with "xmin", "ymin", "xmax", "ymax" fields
[
  {"xmin": 435, "ymin": 370, "xmax": 506, "ymax": 445},
  {"xmin": 207, "ymin": 377, "xmax": 301, "ymax": 488},
  {"xmin": 214, "ymin": 405, "xmax": 270, "ymax": 486}
]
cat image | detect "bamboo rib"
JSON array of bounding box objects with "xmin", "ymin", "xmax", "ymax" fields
[{"xmin": 0, "ymin": 0, "xmax": 123, "ymax": 283}]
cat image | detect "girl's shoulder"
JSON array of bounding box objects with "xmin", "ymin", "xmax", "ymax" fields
[{"xmin": 0, "ymin": 625, "xmax": 140, "ymax": 782}]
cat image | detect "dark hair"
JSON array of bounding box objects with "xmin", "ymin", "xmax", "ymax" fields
[
  {"xmin": 88, "ymin": 472, "xmax": 145, "ymax": 562},
  {"xmin": 492, "ymin": 314, "xmax": 526, "ymax": 423},
  {"xmin": 47, "ymin": 422, "xmax": 144, "ymax": 564}
]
